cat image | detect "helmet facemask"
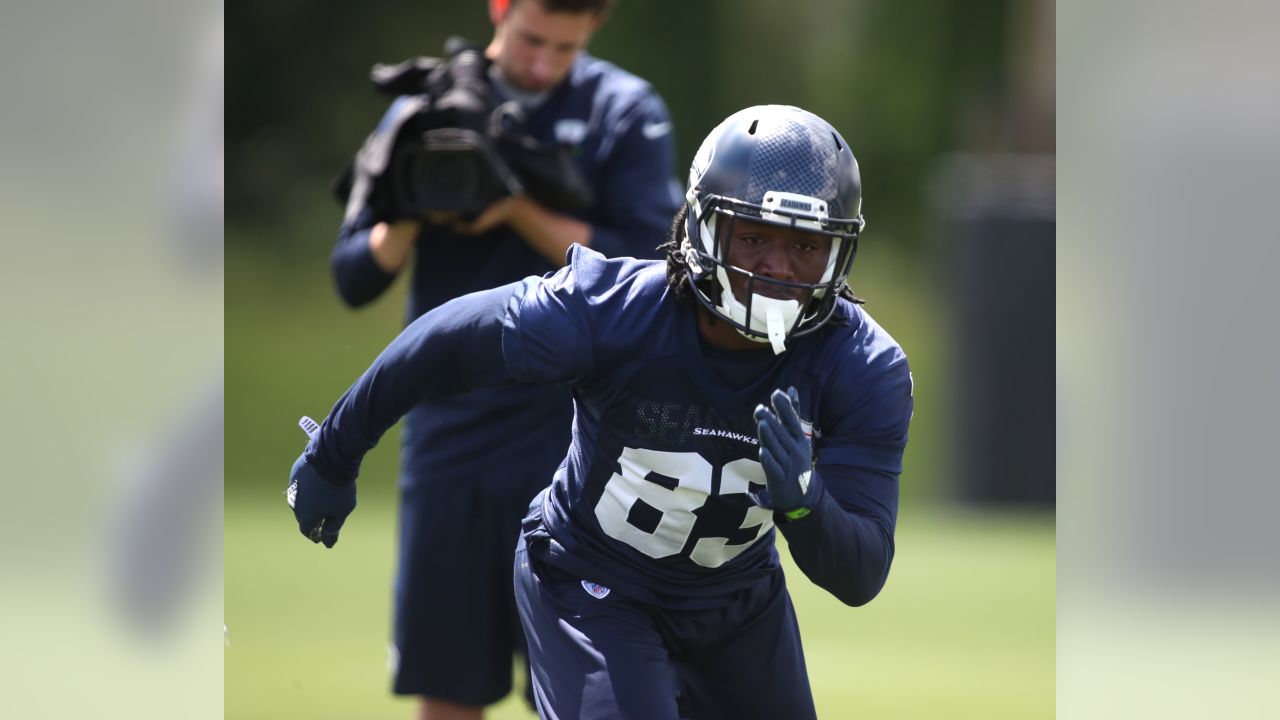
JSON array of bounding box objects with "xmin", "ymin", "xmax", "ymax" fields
[{"xmin": 681, "ymin": 189, "xmax": 862, "ymax": 354}]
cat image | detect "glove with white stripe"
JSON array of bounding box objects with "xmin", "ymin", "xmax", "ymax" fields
[
  {"xmin": 752, "ymin": 387, "xmax": 822, "ymax": 520},
  {"xmin": 286, "ymin": 417, "xmax": 356, "ymax": 548}
]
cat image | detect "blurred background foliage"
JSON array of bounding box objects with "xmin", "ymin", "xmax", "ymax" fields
[
  {"xmin": 226, "ymin": 1, "xmax": 1054, "ymax": 717},
  {"xmin": 227, "ymin": 0, "xmax": 1050, "ymax": 257}
]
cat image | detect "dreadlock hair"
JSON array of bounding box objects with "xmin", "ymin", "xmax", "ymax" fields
[
  {"xmin": 658, "ymin": 203, "xmax": 697, "ymax": 308},
  {"xmin": 657, "ymin": 203, "xmax": 865, "ymax": 310}
]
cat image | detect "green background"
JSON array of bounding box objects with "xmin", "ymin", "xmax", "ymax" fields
[{"xmin": 226, "ymin": 0, "xmax": 1054, "ymax": 717}]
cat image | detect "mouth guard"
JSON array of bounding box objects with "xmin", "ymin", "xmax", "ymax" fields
[{"xmin": 766, "ymin": 305, "xmax": 787, "ymax": 354}]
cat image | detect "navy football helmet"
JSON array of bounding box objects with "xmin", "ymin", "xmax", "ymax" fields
[{"xmin": 680, "ymin": 105, "xmax": 864, "ymax": 353}]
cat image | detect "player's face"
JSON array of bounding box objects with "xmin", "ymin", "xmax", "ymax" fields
[
  {"xmin": 722, "ymin": 217, "xmax": 833, "ymax": 303},
  {"xmin": 493, "ymin": 0, "xmax": 600, "ymax": 93}
]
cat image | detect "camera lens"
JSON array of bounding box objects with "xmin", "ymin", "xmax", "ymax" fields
[
  {"xmin": 389, "ymin": 128, "xmax": 503, "ymax": 215},
  {"xmin": 422, "ymin": 152, "xmax": 479, "ymax": 197}
]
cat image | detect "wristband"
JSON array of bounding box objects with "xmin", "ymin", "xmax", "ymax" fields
[{"xmin": 783, "ymin": 507, "xmax": 812, "ymax": 521}]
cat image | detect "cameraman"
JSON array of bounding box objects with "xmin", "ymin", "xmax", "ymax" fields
[{"xmin": 328, "ymin": 1, "xmax": 680, "ymax": 719}]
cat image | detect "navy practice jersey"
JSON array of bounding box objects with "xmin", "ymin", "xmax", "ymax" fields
[
  {"xmin": 505, "ymin": 248, "xmax": 913, "ymax": 607},
  {"xmin": 309, "ymin": 246, "xmax": 914, "ymax": 608}
]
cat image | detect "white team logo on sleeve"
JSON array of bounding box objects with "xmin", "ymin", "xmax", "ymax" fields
[
  {"xmin": 642, "ymin": 120, "xmax": 672, "ymax": 140},
  {"xmin": 555, "ymin": 119, "xmax": 587, "ymax": 145},
  {"xmin": 800, "ymin": 419, "xmax": 814, "ymax": 438}
]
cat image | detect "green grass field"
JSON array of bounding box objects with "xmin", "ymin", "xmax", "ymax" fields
[{"xmin": 226, "ymin": 498, "xmax": 1052, "ymax": 719}]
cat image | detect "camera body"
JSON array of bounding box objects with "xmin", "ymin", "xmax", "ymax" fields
[
  {"xmin": 339, "ymin": 40, "xmax": 593, "ymax": 220},
  {"xmin": 384, "ymin": 46, "xmax": 518, "ymax": 216}
]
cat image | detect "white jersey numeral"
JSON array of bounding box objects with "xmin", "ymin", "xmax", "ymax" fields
[
  {"xmin": 594, "ymin": 447, "xmax": 774, "ymax": 568},
  {"xmin": 689, "ymin": 458, "xmax": 775, "ymax": 568}
]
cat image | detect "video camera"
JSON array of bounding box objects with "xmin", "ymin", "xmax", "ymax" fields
[{"xmin": 337, "ymin": 38, "xmax": 593, "ymax": 221}]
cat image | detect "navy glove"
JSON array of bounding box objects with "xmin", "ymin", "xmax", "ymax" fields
[
  {"xmin": 752, "ymin": 387, "xmax": 822, "ymax": 520},
  {"xmin": 287, "ymin": 453, "xmax": 357, "ymax": 548}
]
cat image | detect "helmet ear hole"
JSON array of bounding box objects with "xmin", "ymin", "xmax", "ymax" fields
[{"xmin": 748, "ymin": 119, "xmax": 759, "ymax": 135}]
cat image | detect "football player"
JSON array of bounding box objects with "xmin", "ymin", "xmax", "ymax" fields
[{"xmin": 294, "ymin": 104, "xmax": 913, "ymax": 719}]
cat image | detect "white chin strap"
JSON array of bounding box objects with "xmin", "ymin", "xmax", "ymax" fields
[{"xmin": 715, "ymin": 267, "xmax": 799, "ymax": 354}]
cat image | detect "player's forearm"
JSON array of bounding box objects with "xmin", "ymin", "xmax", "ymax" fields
[
  {"xmin": 507, "ymin": 196, "xmax": 590, "ymax": 266},
  {"xmin": 305, "ymin": 282, "xmax": 520, "ymax": 484},
  {"xmin": 778, "ymin": 489, "xmax": 895, "ymax": 607}
]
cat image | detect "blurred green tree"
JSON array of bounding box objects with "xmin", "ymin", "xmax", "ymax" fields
[{"xmin": 227, "ymin": 0, "xmax": 1019, "ymax": 254}]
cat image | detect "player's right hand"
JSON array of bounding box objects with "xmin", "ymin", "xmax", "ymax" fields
[{"xmin": 287, "ymin": 454, "xmax": 357, "ymax": 548}]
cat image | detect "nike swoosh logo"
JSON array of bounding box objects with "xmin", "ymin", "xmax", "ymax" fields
[{"xmin": 642, "ymin": 121, "xmax": 671, "ymax": 139}]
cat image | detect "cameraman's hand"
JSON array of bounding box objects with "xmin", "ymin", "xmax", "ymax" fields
[
  {"xmin": 423, "ymin": 211, "xmax": 461, "ymax": 227},
  {"xmin": 457, "ymin": 195, "xmax": 520, "ymax": 236},
  {"xmin": 458, "ymin": 195, "xmax": 590, "ymax": 267}
]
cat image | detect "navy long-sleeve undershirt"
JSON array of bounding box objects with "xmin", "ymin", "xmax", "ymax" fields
[
  {"xmin": 777, "ymin": 473, "xmax": 897, "ymax": 607},
  {"xmin": 305, "ymin": 282, "xmax": 519, "ymax": 485}
]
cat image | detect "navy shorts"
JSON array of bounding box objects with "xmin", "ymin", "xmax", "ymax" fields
[
  {"xmin": 514, "ymin": 536, "xmax": 817, "ymax": 720},
  {"xmin": 391, "ymin": 398, "xmax": 570, "ymax": 705}
]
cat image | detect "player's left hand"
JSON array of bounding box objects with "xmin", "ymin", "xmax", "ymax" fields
[{"xmin": 752, "ymin": 387, "xmax": 821, "ymax": 519}]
